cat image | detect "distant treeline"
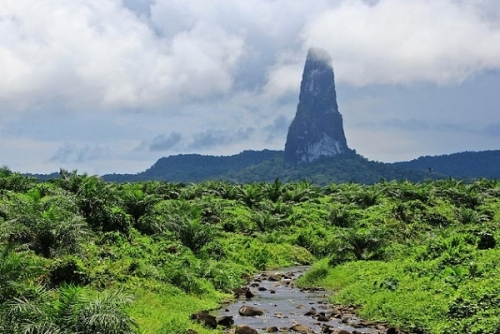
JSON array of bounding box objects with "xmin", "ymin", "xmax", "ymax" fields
[{"xmin": 29, "ymin": 149, "xmax": 500, "ymax": 185}]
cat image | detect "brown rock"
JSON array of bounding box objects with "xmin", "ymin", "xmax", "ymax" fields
[
  {"xmin": 334, "ymin": 330, "xmax": 351, "ymax": 334},
  {"xmin": 235, "ymin": 325, "xmax": 258, "ymax": 334},
  {"xmin": 359, "ymin": 320, "xmax": 376, "ymax": 327},
  {"xmin": 190, "ymin": 311, "xmax": 217, "ymax": 329},
  {"xmin": 315, "ymin": 312, "xmax": 329, "ymax": 322},
  {"xmin": 245, "ymin": 289, "xmax": 255, "ymax": 299},
  {"xmin": 266, "ymin": 326, "xmax": 279, "ymax": 333},
  {"xmin": 290, "ymin": 323, "xmax": 314, "ymax": 333},
  {"xmin": 268, "ymin": 273, "xmax": 281, "ymax": 281},
  {"xmin": 233, "ymin": 287, "xmax": 246, "ymax": 297},
  {"xmin": 333, "ymin": 329, "xmax": 351, "ymax": 334},
  {"xmin": 304, "ymin": 307, "xmax": 317, "ymax": 316},
  {"xmin": 386, "ymin": 327, "xmax": 398, "ymax": 334},
  {"xmin": 217, "ymin": 315, "xmax": 234, "ymax": 327},
  {"xmin": 273, "ymin": 312, "xmax": 285, "ymax": 318},
  {"xmin": 350, "ymin": 321, "xmax": 366, "ymax": 329},
  {"xmin": 321, "ymin": 324, "xmax": 334, "ymax": 333},
  {"xmin": 238, "ymin": 305, "xmax": 264, "ymax": 316}
]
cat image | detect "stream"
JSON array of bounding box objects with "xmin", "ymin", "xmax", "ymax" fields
[{"xmin": 216, "ymin": 266, "xmax": 382, "ymax": 334}]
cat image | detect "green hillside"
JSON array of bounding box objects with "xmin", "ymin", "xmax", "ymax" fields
[
  {"xmin": 103, "ymin": 150, "xmax": 443, "ymax": 185},
  {"xmin": 393, "ymin": 150, "xmax": 500, "ymax": 179}
]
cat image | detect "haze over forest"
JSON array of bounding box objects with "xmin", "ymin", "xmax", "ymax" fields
[{"xmin": 2, "ymin": 0, "xmax": 500, "ymax": 175}]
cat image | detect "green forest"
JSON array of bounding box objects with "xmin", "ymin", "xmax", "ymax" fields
[
  {"xmin": 102, "ymin": 150, "xmax": 439, "ymax": 185},
  {"xmin": 1, "ymin": 166, "xmax": 500, "ymax": 334}
]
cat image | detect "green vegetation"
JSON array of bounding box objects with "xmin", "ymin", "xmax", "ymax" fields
[
  {"xmin": 2, "ymin": 165, "xmax": 500, "ymax": 333},
  {"xmin": 393, "ymin": 150, "xmax": 500, "ymax": 179},
  {"xmin": 298, "ymin": 178, "xmax": 500, "ymax": 334},
  {"xmin": 101, "ymin": 150, "xmax": 442, "ymax": 185},
  {"xmin": 36, "ymin": 149, "xmax": 500, "ymax": 185}
]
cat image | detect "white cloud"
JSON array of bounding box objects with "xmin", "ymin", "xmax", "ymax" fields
[
  {"xmin": 0, "ymin": 0, "xmax": 244, "ymax": 112},
  {"xmin": 262, "ymin": 51, "xmax": 303, "ymax": 99},
  {"xmin": 1, "ymin": 0, "xmax": 500, "ymax": 174},
  {"xmin": 303, "ymin": 0, "xmax": 500, "ymax": 86}
]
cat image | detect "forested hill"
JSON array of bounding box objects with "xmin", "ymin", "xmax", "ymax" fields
[
  {"xmin": 36, "ymin": 149, "xmax": 500, "ymax": 185},
  {"xmin": 103, "ymin": 149, "xmax": 282, "ymax": 183},
  {"xmin": 220, "ymin": 152, "xmax": 440, "ymax": 185},
  {"xmin": 103, "ymin": 150, "xmax": 441, "ymax": 185},
  {"xmin": 392, "ymin": 150, "xmax": 500, "ymax": 179}
]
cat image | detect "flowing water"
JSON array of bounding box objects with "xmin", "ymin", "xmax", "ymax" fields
[{"xmin": 217, "ymin": 266, "xmax": 379, "ymax": 333}]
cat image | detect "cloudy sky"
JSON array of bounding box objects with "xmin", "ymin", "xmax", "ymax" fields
[{"xmin": 1, "ymin": 0, "xmax": 500, "ymax": 174}]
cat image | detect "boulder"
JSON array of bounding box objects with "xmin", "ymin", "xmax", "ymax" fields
[
  {"xmin": 235, "ymin": 325, "xmax": 258, "ymax": 334},
  {"xmin": 190, "ymin": 311, "xmax": 217, "ymax": 329},
  {"xmin": 217, "ymin": 315, "xmax": 234, "ymax": 327},
  {"xmin": 238, "ymin": 305, "xmax": 264, "ymax": 316},
  {"xmin": 290, "ymin": 323, "xmax": 314, "ymax": 333}
]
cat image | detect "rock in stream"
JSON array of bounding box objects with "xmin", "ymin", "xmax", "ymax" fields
[{"xmin": 217, "ymin": 266, "xmax": 382, "ymax": 334}]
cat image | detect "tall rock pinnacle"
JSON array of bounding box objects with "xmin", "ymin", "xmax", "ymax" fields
[{"xmin": 284, "ymin": 48, "xmax": 349, "ymax": 164}]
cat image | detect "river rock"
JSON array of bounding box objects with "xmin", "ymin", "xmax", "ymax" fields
[
  {"xmin": 314, "ymin": 312, "xmax": 329, "ymax": 322},
  {"xmin": 217, "ymin": 315, "xmax": 234, "ymax": 327},
  {"xmin": 268, "ymin": 273, "xmax": 281, "ymax": 281},
  {"xmin": 245, "ymin": 289, "xmax": 255, "ymax": 299},
  {"xmin": 239, "ymin": 305, "xmax": 264, "ymax": 316},
  {"xmin": 190, "ymin": 311, "xmax": 217, "ymax": 329},
  {"xmin": 304, "ymin": 307, "xmax": 316, "ymax": 316},
  {"xmin": 334, "ymin": 330, "xmax": 351, "ymax": 334},
  {"xmin": 386, "ymin": 327, "xmax": 398, "ymax": 334},
  {"xmin": 235, "ymin": 325, "xmax": 258, "ymax": 334},
  {"xmin": 290, "ymin": 322, "xmax": 314, "ymax": 333}
]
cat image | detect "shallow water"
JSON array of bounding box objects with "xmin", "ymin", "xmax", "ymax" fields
[{"xmin": 218, "ymin": 266, "xmax": 377, "ymax": 333}]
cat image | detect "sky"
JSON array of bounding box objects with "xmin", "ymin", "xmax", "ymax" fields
[{"xmin": 1, "ymin": 0, "xmax": 500, "ymax": 175}]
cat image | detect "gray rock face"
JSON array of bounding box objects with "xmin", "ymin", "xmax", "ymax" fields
[{"xmin": 284, "ymin": 48, "xmax": 349, "ymax": 164}]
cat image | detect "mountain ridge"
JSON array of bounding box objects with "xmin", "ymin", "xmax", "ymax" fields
[
  {"xmin": 98, "ymin": 148, "xmax": 499, "ymax": 185},
  {"xmin": 391, "ymin": 150, "xmax": 500, "ymax": 179},
  {"xmin": 27, "ymin": 149, "xmax": 500, "ymax": 184}
]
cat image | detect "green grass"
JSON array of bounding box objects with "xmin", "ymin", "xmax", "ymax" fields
[
  {"xmin": 298, "ymin": 246, "xmax": 500, "ymax": 334},
  {"xmin": 127, "ymin": 280, "xmax": 225, "ymax": 334},
  {"xmin": 2, "ymin": 173, "xmax": 500, "ymax": 334}
]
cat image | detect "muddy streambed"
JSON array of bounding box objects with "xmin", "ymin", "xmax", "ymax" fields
[{"xmin": 216, "ymin": 266, "xmax": 383, "ymax": 334}]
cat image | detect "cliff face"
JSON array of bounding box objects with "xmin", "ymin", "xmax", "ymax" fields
[{"xmin": 284, "ymin": 48, "xmax": 349, "ymax": 164}]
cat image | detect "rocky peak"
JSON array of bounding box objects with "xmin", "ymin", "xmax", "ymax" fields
[{"xmin": 284, "ymin": 48, "xmax": 349, "ymax": 164}]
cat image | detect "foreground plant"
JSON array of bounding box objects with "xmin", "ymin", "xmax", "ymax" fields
[{"xmin": 0, "ymin": 285, "xmax": 137, "ymax": 334}]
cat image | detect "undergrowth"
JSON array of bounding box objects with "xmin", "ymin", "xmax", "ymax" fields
[{"xmin": 1, "ymin": 170, "xmax": 500, "ymax": 333}]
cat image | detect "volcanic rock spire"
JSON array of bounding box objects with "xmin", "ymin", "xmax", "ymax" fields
[{"xmin": 284, "ymin": 48, "xmax": 349, "ymax": 164}]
